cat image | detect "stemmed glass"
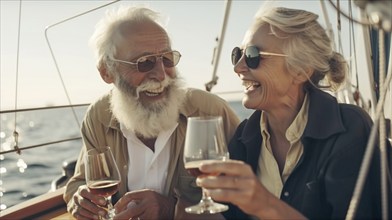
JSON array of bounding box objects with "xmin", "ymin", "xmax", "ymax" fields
[
  {"xmin": 85, "ymin": 147, "xmax": 121, "ymax": 220},
  {"xmin": 183, "ymin": 116, "xmax": 229, "ymax": 214}
]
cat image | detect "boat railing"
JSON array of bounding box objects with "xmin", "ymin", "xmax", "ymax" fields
[
  {"xmin": 0, "ymin": 103, "xmax": 89, "ymax": 155},
  {"xmin": 0, "ymin": 90, "xmax": 248, "ymax": 156}
]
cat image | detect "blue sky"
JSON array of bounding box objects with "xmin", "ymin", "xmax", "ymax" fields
[{"xmin": 1, "ymin": 0, "xmax": 365, "ymax": 109}]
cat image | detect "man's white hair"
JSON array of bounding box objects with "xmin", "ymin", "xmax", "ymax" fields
[{"xmin": 89, "ymin": 5, "xmax": 169, "ymax": 73}]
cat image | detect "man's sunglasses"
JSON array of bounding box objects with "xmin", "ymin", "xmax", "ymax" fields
[
  {"xmin": 112, "ymin": 50, "xmax": 181, "ymax": 73},
  {"xmin": 231, "ymin": 46, "xmax": 287, "ymax": 69}
]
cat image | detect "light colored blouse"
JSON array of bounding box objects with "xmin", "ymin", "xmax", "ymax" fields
[{"xmin": 258, "ymin": 94, "xmax": 309, "ymax": 198}]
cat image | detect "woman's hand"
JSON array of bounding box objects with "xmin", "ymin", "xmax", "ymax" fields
[
  {"xmin": 197, "ymin": 160, "xmax": 269, "ymax": 216},
  {"xmin": 197, "ymin": 160, "xmax": 306, "ymax": 219}
]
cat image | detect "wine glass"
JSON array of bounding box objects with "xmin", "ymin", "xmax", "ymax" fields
[
  {"xmin": 183, "ymin": 116, "xmax": 229, "ymax": 214},
  {"xmin": 85, "ymin": 147, "xmax": 121, "ymax": 220}
]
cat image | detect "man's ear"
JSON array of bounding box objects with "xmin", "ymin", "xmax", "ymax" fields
[{"xmin": 99, "ymin": 64, "xmax": 114, "ymax": 84}]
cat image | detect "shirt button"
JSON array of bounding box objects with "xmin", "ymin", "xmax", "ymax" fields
[{"xmin": 284, "ymin": 191, "xmax": 289, "ymax": 197}]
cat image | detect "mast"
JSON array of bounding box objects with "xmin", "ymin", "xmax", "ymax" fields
[{"xmin": 205, "ymin": 0, "xmax": 232, "ymax": 92}]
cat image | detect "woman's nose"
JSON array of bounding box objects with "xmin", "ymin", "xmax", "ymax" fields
[{"xmin": 234, "ymin": 54, "xmax": 248, "ymax": 75}]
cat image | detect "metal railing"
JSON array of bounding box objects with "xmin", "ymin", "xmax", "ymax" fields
[{"xmin": 0, "ymin": 103, "xmax": 89, "ymax": 155}]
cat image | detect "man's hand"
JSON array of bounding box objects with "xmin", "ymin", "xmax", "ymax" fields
[
  {"xmin": 67, "ymin": 185, "xmax": 108, "ymax": 220},
  {"xmin": 114, "ymin": 189, "xmax": 176, "ymax": 220}
]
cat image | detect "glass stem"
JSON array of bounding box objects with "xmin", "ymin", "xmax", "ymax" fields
[
  {"xmin": 200, "ymin": 187, "xmax": 215, "ymax": 206},
  {"xmin": 106, "ymin": 196, "xmax": 115, "ymax": 220}
]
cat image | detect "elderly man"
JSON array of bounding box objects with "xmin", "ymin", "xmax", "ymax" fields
[{"xmin": 63, "ymin": 5, "xmax": 239, "ymax": 220}]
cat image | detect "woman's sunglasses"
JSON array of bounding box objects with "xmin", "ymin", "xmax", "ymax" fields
[
  {"xmin": 231, "ymin": 46, "xmax": 287, "ymax": 69},
  {"xmin": 112, "ymin": 50, "xmax": 181, "ymax": 73}
]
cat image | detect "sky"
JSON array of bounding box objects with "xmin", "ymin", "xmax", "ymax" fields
[{"xmin": 0, "ymin": 0, "xmax": 375, "ymax": 110}]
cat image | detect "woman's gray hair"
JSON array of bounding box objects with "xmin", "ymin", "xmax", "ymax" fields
[
  {"xmin": 89, "ymin": 5, "xmax": 168, "ymax": 74},
  {"xmin": 251, "ymin": 7, "xmax": 347, "ymax": 91}
]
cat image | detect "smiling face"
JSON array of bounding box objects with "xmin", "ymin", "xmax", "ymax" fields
[
  {"xmin": 112, "ymin": 21, "xmax": 177, "ymax": 106},
  {"xmin": 106, "ymin": 20, "xmax": 185, "ymax": 138},
  {"xmin": 234, "ymin": 24, "xmax": 305, "ymax": 114}
]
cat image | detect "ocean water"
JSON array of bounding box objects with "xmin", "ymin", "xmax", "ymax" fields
[
  {"xmin": 0, "ymin": 100, "xmax": 253, "ymax": 211},
  {"xmin": 0, "ymin": 106, "xmax": 87, "ymax": 211}
]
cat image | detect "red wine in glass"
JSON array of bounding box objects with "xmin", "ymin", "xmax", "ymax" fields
[
  {"xmin": 88, "ymin": 180, "xmax": 120, "ymax": 197},
  {"xmin": 183, "ymin": 116, "xmax": 229, "ymax": 214},
  {"xmin": 85, "ymin": 147, "xmax": 121, "ymax": 220},
  {"xmin": 185, "ymin": 160, "xmax": 221, "ymax": 177}
]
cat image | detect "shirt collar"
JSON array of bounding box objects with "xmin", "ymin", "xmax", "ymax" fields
[
  {"xmin": 259, "ymin": 94, "xmax": 309, "ymax": 143},
  {"xmin": 286, "ymin": 94, "xmax": 309, "ymax": 143},
  {"xmin": 242, "ymin": 87, "xmax": 345, "ymax": 142}
]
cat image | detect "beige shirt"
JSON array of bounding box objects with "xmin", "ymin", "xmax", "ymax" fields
[
  {"xmin": 63, "ymin": 88, "xmax": 240, "ymax": 210},
  {"xmin": 258, "ymin": 94, "xmax": 309, "ymax": 198}
]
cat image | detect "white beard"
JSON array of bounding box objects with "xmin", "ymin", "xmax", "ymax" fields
[{"xmin": 110, "ymin": 73, "xmax": 186, "ymax": 138}]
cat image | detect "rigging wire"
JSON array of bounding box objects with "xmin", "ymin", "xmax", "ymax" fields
[
  {"xmin": 328, "ymin": 0, "xmax": 372, "ymax": 27},
  {"xmin": 320, "ymin": 0, "xmax": 336, "ymax": 51},
  {"xmin": 348, "ymin": 0, "xmax": 362, "ymax": 107},
  {"xmin": 336, "ymin": 0, "xmax": 344, "ymax": 55},
  {"xmin": 326, "ymin": 0, "xmax": 356, "ymax": 105},
  {"xmin": 327, "ymin": 1, "xmax": 391, "ymax": 218},
  {"xmin": 349, "ymin": 0, "xmax": 359, "ymax": 90},
  {"xmin": 334, "ymin": 0, "xmax": 357, "ymax": 107},
  {"xmin": 345, "ymin": 44, "xmax": 392, "ymax": 220},
  {"xmin": 44, "ymin": 0, "xmax": 121, "ymax": 129},
  {"xmin": 4, "ymin": 1, "xmax": 121, "ymax": 156},
  {"xmin": 377, "ymin": 29, "xmax": 389, "ymax": 220},
  {"xmin": 12, "ymin": 0, "xmax": 23, "ymax": 155}
]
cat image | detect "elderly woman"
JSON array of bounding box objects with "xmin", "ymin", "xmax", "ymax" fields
[{"xmin": 197, "ymin": 7, "xmax": 388, "ymax": 219}]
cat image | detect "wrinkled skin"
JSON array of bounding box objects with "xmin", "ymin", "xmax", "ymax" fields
[
  {"xmin": 196, "ymin": 23, "xmax": 309, "ymax": 220},
  {"xmin": 197, "ymin": 160, "xmax": 306, "ymax": 219},
  {"xmin": 113, "ymin": 189, "xmax": 176, "ymax": 220},
  {"xmin": 67, "ymin": 185, "xmax": 108, "ymax": 220}
]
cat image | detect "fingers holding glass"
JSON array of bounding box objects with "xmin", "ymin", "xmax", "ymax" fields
[
  {"xmin": 69, "ymin": 189, "xmax": 107, "ymax": 220},
  {"xmin": 85, "ymin": 147, "xmax": 121, "ymax": 220},
  {"xmin": 114, "ymin": 190, "xmax": 175, "ymax": 219},
  {"xmin": 183, "ymin": 116, "xmax": 230, "ymax": 214},
  {"xmin": 197, "ymin": 160, "xmax": 267, "ymax": 215}
]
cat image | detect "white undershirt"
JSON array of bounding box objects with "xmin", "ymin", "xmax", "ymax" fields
[{"xmin": 120, "ymin": 123, "xmax": 178, "ymax": 194}]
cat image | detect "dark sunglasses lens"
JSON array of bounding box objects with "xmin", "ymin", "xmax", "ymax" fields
[
  {"xmin": 231, "ymin": 47, "xmax": 242, "ymax": 65},
  {"xmin": 162, "ymin": 51, "xmax": 181, "ymax": 68},
  {"xmin": 245, "ymin": 46, "xmax": 260, "ymax": 69},
  {"xmin": 137, "ymin": 56, "xmax": 156, "ymax": 72}
]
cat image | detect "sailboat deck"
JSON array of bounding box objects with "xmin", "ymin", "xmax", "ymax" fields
[{"xmin": 0, "ymin": 187, "xmax": 72, "ymax": 220}]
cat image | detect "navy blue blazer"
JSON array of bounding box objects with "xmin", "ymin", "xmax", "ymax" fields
[{"xmin": 223, "ymin": 87, "xmax": 391, "ymax": 219}]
